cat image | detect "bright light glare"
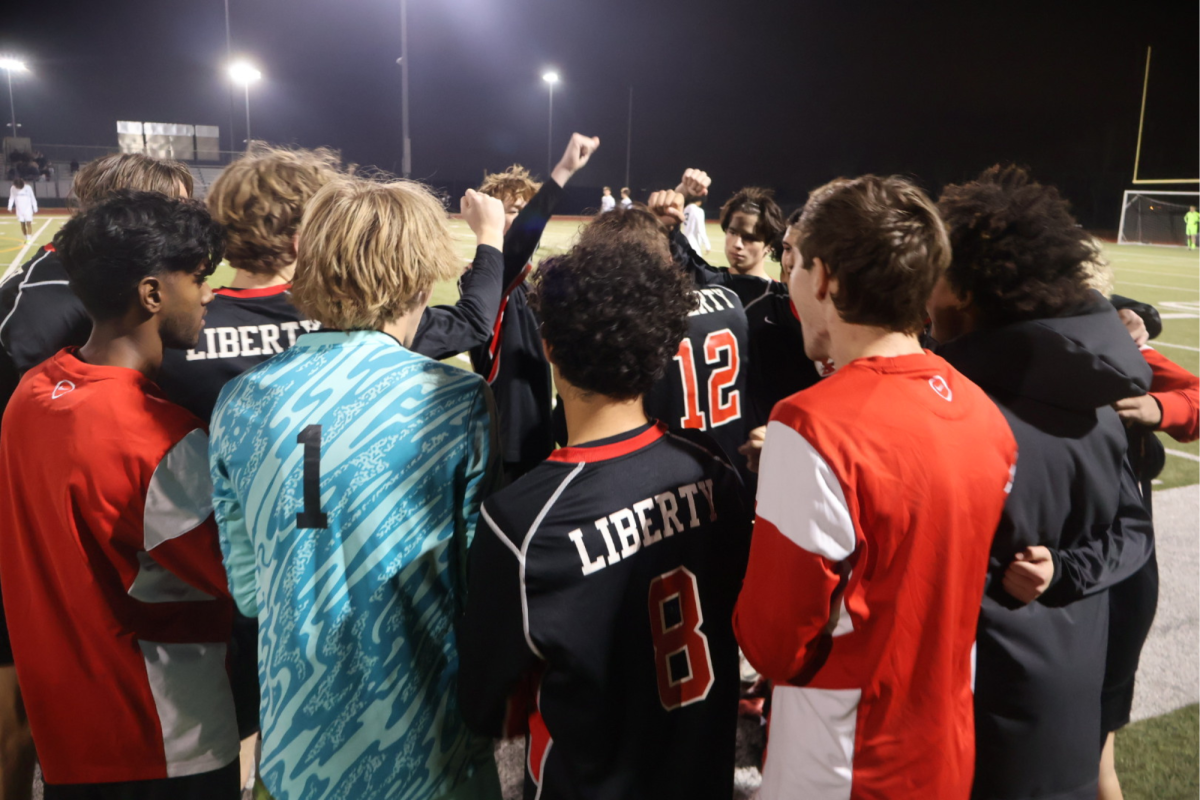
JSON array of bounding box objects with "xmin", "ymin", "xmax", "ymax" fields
[
  {"xmin": 542, "ymin": 71, "xmax": 559, "ymax": 85},
  {"xmin": 0, "ymin": 58, "xmax": 29, "ymax": 73},
  {"xmin": 228, "ymin": 61, "xmax": 262, "ymax": 85}
]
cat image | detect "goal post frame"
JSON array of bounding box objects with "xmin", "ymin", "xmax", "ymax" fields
[{"xmin": 1117, "ymin": 189, "xmax": 1200, "ymax": 246}]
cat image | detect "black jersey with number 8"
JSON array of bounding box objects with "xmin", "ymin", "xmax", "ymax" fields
[{"xmin": 457, "ymin": 422, "xmax": 753, "ymax": 800}]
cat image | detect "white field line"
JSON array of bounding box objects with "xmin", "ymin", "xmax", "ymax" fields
[
  {"xmin": 455, "ymin": 353, "xmax": 471, "ymax": 364},
  {"xmin": 1117, "ymin": 267, "xmax": 1200, "ymax": 279},
  {"xmin": 3, "ymin": 219, "xmax": 52, "ymax": 279},
  {"xmin": 1154, "ymin": 341, "xmax": 1200, "ymax": 353},
  {"xmin": 1165, "ymin": 448, "xmax": 1200, "ymax": 464},
  {"xmin": 1115, "ymin": 280, "xmax": 1200, "ymax": 293}
]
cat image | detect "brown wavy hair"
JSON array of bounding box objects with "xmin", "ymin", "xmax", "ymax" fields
[
  {"xmin": 937, "ymin": 165, "xmax": 1096, "ymax": 327},
  {"xmin": 794, "ymin": 175, "xmax": 949, "ymax": 334},
  {"xmin": 291, "ymin": 177, "xmax": 460, "ymax": 330},
  {"xmin": 478, "ymin": 164, "xmax": 541, "ymax": 204},
  {"xmin": 72, "ymin": 153, "xmax": 193, "ymax": 210},
  {"xmin": 206, "ymin": 144, "xmax": 345, "ymax": 276}
]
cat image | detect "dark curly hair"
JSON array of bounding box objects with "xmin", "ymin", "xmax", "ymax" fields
[
  {"xmin": 719, "ymin": 186, "xmax": 785, "ymax": 261},
  {"xmin": 55, "ymin": 190, "xmax": 225, "ymax": 321},
  {"xmin": 529, "ymin": 239, "xmax": 697, "ymax": 400},
  {"xmin": 937, "ymin": 165, "xmax": 1097, "ymax": 327}
]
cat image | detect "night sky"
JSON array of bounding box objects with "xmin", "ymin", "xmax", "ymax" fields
[{"xmin": 4, "ymin": 0, "xmax": 1197, "ymax": 227}]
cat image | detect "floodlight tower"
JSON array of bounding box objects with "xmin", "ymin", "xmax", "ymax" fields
[
  {"xmin": 542, "ymin": 70, "xmax": 559, "ymax": 176},
  {"xmin": 228, "ymin": 61, "xmax": 262, "ymax": 148},
  {"xmin": 0, "ymin": 58, "xmax": 29, "ymax": 141}
]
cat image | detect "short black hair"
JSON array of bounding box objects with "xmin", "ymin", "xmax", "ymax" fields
[
  {"xmin": 55, "ymin": 191, "xmax": 225, "ymax": 322},
  {"xmin": 530, "ymin": 239, "xmax": 696, "ymax": 401},
  {"xmin": 938, "ymin": 165, "xmax": 1095, "ymax": 327}
]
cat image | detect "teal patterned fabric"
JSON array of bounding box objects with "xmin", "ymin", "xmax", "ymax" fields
[{"xmin": 209, "ymin": 330, "xmax": 500, "ymax": 800}]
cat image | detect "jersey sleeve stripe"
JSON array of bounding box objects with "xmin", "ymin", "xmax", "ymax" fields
[
  {"xmin": 756, "ymin": 421, "xmax": 855, "ymax": 561},
  {"xmin": 144, "ymin": 429, "xmax": 215, "ymax": 551}
]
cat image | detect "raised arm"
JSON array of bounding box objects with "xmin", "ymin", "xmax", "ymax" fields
[
  {"xmin": 410, "ymin": 189, "xmax": 506, "ymax": 360},
  {"xmin": 501, "ymin": 133, "xmax": 600, "ymax": 286}
]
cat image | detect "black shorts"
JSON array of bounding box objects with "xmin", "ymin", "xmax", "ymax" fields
[
  {"xmin": 43, "ymin": 759, "xmax": 239, "ymax": 800},
  {"xmin": 230, "ymin": 610, "xmax": 261, "ymax": 739},
  {"xmin": 1101, "ymin": 553, "xmax": 1159, "ymax": 736}
]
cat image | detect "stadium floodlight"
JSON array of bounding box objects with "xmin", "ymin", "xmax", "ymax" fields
[
  {"xmin": 227, "ymin": 61, "xmax": 262, "ymax": 149},
  {"xmin": 542, "ymin": 71, "xmax": 560, "ymax": 174},
  {"xmin": 1, "ymin": 58, "xmax": 28, "ymax": 140}
]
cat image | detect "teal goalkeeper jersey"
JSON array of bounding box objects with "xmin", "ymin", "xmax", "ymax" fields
[{"xmin": 209, "ymin": 330, "xmax": 501, "ymax": 800}]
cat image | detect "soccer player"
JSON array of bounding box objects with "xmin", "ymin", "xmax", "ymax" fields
[
  {"xmin": 600, "ymin": 185, "xmax": 616, "ymax": 213},
  {"xmin": 619, "ymin": 186, "xmax": 633, "ymax": 208},
  {"xmin": 650, "ymin": 178, "xmax": 821, "ymax": 432},
  {"xmin": 681, "ymin": 195, "xmax": 710, "ymax": 255},
  {"xmin": 1185, "ymin": 205, "xmax": 1198, "ymax": 249},
  {"xmin": 457, "ymin": 235, "xmax": 753, "ymax": 800},
  {"xmin": 0, "ymin": 191, "xmax": 240, "ymax": 799},
  {"xmin": 471, "ymin": 133, "xmax": 599, "ymax": 480},
  {"xmin": 930, "ymin": 165, "xmax": 1155, "ymax": 800},
  {"xmin": 1, "ymin": 153, "xmax": 193, "ymax": 418},
  {"xmin": 209, "ymin": 176, "xmax": 504, "ymax": 800},
  {"xmin": 734, "ymin": 175, "xmax": 1019, "ymax": 799},
  {"xmin": 580, "ymin": 205, "xmax": 753, "ymax": 474},
  {"xmin": 7, "ymin": 178, "xmax": 36, "ymax": 241}
]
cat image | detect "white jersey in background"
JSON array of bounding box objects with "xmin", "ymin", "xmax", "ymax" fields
[
  {"xmin": 600, "ymin": 194, "xmax": 616, "ymax": 212},
  {"xmin": 7, "ymin": 185, "xmax": 36, "ymax": 222},
  {"xmin": 683, "ymin": 203, "xmax": 711, "ymax": 254}
]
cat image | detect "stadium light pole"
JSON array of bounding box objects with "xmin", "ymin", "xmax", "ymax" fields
[
  {"xmin": 228, "ymin": 61, "xmax": 261, "ymax": 149},
  {"xmin": 0, "ymin": 58, "xmax": 29, "ymax": 142},
  {"xmin": 542, "ymin": 71, "xmax": 559, "ymax": 176},
  {"xmin": 398, "ymin": 0, "xmax": 411, "ymax": 178}
]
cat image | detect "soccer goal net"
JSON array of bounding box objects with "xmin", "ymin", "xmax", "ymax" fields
[{"xmin": 1117, "ymin": 190, "xmax": 1199, "ymax": 246}]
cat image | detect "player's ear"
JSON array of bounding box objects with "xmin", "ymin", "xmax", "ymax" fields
[
  {"xmin": 541, "ymin": 339, "xmax": 555, "ymax": 366},
  {"xmin": 291, "ymin": 232, "xmax": 301, "ymax": 261},
  {"xmin": 138, "ymin": 275, "xmax": 165, "ymax": 314},
  {"xmin": 812, "ymin": 257, "xmax": 833, "ymax": 302}
]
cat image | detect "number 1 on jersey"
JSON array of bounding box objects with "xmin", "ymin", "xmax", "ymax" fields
[
  {"xmin": 296, "ymin": 425, "xmax": 328, "ymax": 529},
  {"xmin": 648, "ymin": 566, "xmax": 714, "ymax": 711}
]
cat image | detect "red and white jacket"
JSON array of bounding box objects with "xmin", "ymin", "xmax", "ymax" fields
[
  {"xmin": 1141, "ymin": 345, "xmax": 1199, "ymax": 443},
  {"xmin": 734, "ymin": 352, "xmax": 1017, "ymax": 800}
]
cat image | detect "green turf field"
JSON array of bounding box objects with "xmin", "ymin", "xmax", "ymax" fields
[{"xmin": 4, "ymin": 213, "xmax": 1199, "ymax": 793}]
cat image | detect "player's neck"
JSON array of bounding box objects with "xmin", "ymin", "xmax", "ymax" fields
[
  {"xmin": 229, "ymin": 263, "xmax": 294, "ymax": 289},
  {"xmin": 731, "ymin": 262, "xmax": 769, "ymax": 280},
  {"xmin": 828, "ymin": 320, "xmax": 925, "ymax": 368},
  {"xmin": 559, "ymin": 385, "xmax": 650, "ymax": 447},
  {"xmin": 77, "ymin": 319, "xmax": 164, "ymax": 379}
]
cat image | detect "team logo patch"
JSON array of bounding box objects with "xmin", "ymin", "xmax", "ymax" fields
[
  {"xmin": 929, "ymin": 375, "xmax": 952, "ymax": 402},
  {"xmin": 51, "ymin": 380, "xmax": 76, "ymax": 399}
]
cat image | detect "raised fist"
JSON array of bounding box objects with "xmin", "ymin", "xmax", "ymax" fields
[
  {"xmin": 460, "ymin": 188, "xmax": 506, "ymax": 250},
  {"xmin": 556, "ymin": 134, "xmax": 601, "ymax": 177},
  {"xmin": 675, "ymin": 168, "xmax": 711, "ymax": 199},
  {"xmin": 647, "ymin": 189, "xmax": 686, "ymax": 228}
]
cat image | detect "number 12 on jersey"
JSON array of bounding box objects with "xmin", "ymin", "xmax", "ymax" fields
[
  {"xmin": 648, "ymin": 566, "xmax": 714, "ymax": 711},
  {"xmin": 673, "ymin": 329, "xmax": 741, "ymax": 431}
]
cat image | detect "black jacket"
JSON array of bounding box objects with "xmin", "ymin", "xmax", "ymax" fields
[
  {"xmin": 470, "ymin": 180, "xmax": 563, "ymax": 469},
  {"xmin": 938, "ymin": 297, "xmax": 1155, "ymax": 800},
  {"xmin": 0, "ymin": 246, "xmax": 90, "ymax": 429}
]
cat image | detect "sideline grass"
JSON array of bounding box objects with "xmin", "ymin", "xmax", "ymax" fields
[{"xmin": 1115, "ymin": 704, "xmax": 1199, "ymax": 800}]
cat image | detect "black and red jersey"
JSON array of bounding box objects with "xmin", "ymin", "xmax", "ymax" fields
[
  {"xmin": 457, "ymin": 422, "xmax": 752, "ymax": 800},
  {"xmin": 157, "ymin": 245, "xmax": 503, "ymax": 420},
  {"xmin": 644, "ymin": 284, "xmax": 752, "ymax": 473},
  {"xmin": 671, "ymin": 231, "xmax": 822, "ymax": 425},
  {"xmin": 470, "ymin": 181, "xmax": 564, "ymax": 471},
  {"xmin": 157, "ymin": 284, "xmax": 319, "ymax": 420}
]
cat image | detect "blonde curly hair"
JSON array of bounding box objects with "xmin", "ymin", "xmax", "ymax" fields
[
  {"xmin": 291, "ymin": 177, "xmax": 460, "ymax": 330},
  {"xmin": 206, "ymin": 143, "xmax": 345, "ymax": 276},
  {"xmin": 478, "ymin": 164, "xmax": 541, "ymax": 205}
]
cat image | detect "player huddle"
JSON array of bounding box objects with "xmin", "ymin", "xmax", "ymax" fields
[{"xmin": 0, "ymin": 134, "xmax": 1195, "ymax": 800}]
